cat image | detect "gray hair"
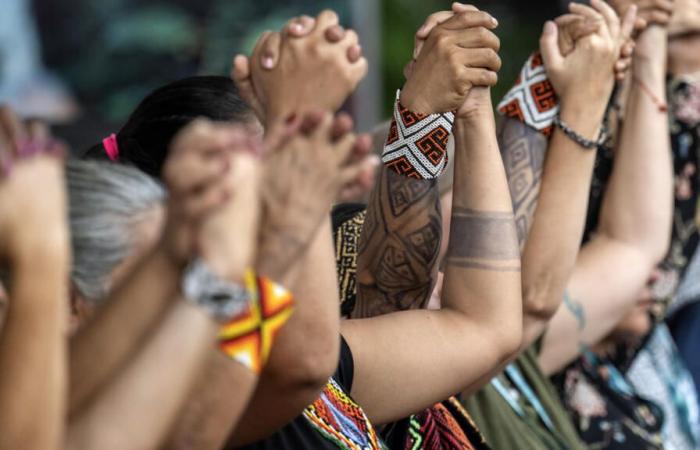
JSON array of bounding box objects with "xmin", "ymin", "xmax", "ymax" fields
[{"xmin": 67, "ymin": 159, "xmax": 165, "ymax": 302}]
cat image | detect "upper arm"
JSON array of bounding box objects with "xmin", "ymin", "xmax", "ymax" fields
[
  {"xmin": 341, "ymin": 310, "xmax": 505, "ymax": 425},
  {"xmin": 538, "ymin": 235, "xmax": 656, "ymax": 374}
]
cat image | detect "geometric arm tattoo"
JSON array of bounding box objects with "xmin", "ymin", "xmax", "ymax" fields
[
  {"xmin": 354, "ymin": 167, "xmax": 442, "ymax": 319},
  {"xmin": 498, "ymin": 116, "xmax": 548, "ymax": 248}
]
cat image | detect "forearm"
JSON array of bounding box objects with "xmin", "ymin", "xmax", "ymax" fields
[
  {"xmin": 69, "ymin": 244, "xmax": 181, "ymax": 415},
  {"xmin": 354, "ymin": 167, "xmax": 441, "ymax": 318},
  {"xmin": 497, "ymin": 117, "xmax": 548, "ymax": 246},
  {"xmin": 598, "ymin": 26, "xmax": 672, "ymax": 261},
  {"xmin": 232, "ymin": 218, "xmax": 339, "ymax": 444},
  {"xmin": 520, "ymin": 97, "xmax": 605, "ymax": 346},
  {"xmin": 67, "ymin": 300, "xmax": 217, "ymax": 450},
  {"xmin": 345, "ymin": 112, "xmax": 523, "ymax": 423},
  {"xmin": 355, "ymin": 95, "xmax": 445, "ymax": 319},
  {"xmin": 166, "ymin": 352, "xmax": 257, "ymax": 450},
  {"xmin": 0, "ymin": 257, "xmax": 68, "ymax": 450},
  {"xmin": 443, "ymin": 112, "xmax": 521, "ymax": 351},
  {"xmin": 539, "ymin": 28, "xmax": 674, "ymax": 374}
]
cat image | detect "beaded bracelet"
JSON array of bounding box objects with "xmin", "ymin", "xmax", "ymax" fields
[
  {"xmin": 217, "ymin": 274, "xmax": 294, "ymax": 374},
  {"xmin": 552, "ymin": 114, "xmax": 608, "ymax": 150},
  {"xmin": 381, "ymin": 90, "xmax": 454, "ymax": 179}
]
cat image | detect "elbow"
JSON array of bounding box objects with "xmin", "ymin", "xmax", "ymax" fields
[
  {"xmin": 492, "ymin": 318, "xmax": 523, "ymax": 365},
  {"xmin": 264, "ymin": 339, "xmax": 339, "ymax": 394},
  {"xmin": 649, "ymin": 233, "xmax": 672, "ymax": 266},
  {"xmin": 522, "ymin": 273, "xmax": 560, "ymax": 322}
]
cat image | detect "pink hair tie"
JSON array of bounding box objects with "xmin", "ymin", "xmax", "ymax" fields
[{"xmin": 102, "ymin": 133, "xmax": 119, "ymax": 161}]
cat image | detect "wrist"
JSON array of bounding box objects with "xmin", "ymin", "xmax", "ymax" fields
[
  {"xmin": 11, "ymin": 232, "xmax": 69, "ymax": 273},
  {"xmin": 454, "ymin": 110, "xmax": 496, "ymax": 137},
  {"xmin": 558, "ymin": 97, "xmax": 608, "ymax": 139},
  {"xmin": 399, "ymin": 85, "xmax": 432, "ymax": 115},
  {"xmin": 256, "ymin": 225, "xmax": 305, "ymax": 282}
]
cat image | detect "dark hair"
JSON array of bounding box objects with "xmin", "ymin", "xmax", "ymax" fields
[{"xmin": 84, "ymin": 76, "xmax": 255, "ymax": 177}]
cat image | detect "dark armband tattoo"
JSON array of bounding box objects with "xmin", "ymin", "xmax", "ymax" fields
[{"xmin": 446, "ymin": 207, "xmax": 521, "ymax": 272}]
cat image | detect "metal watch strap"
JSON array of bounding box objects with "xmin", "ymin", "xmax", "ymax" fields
[{"xmin": 182, "ymin": 258, "xmax": 251, "ymax": 322}]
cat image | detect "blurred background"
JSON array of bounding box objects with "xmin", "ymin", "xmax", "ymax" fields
[{"xmin": 0, "ymin": 0, "xmax": 568, "ymax": 152}]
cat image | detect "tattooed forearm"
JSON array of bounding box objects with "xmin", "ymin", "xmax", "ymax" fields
[
  {"xmin": 498, "ymin": 117, "xmax": 548, "ymax": 246},
  {"xmin": 354, "ymin": 168, "xmax": 442, "ymax": 319},
  {"xmin": 563, "ymin": 292, "xmax": 586, "ymax": 331},
  {"xmin": 446, "ymin": 207, "xmax": 521, "ymax": 272}
]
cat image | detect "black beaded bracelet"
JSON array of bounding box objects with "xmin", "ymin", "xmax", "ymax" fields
[{"xmin": 552, "ymin": 114, "xmax": 608, "ymax": 150}]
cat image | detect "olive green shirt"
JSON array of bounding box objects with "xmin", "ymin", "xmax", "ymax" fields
[{"xmin": 461, "ymin": 346, "xmax": 587, "ymax": 450}]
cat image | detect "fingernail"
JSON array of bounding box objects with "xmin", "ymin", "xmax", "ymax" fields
[
  {"xmin": 417, "ymin": 24, "xmax": 427, "ymax": 35},
  {"xmin": 291, "ymin": 22, "xmax": 303, "ymax": 33},
  {"xmin": 368, "ymin": 155, "xmax": 380, "ymax": 166},
  {"xmin": 544, "ymin": 21, "xmax": 556, "ymax": 34},
  {"xmin": 262, "ymin": 55, "xmax": 274, "ymax": 69},
  {"xmin": 491, "ymin": 16, "xmax": 499, "ymax": 26}
]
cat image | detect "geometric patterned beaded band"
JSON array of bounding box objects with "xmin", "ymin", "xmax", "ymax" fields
[
  {"xmin": 497, "ymin": 52, "xmax": 559, "ymax": 137},
  {"xmin": 381, "ymin": 90, "xmax": 455, "ymax": 179},
  {"xmin": 217, "ymin": 274, "xmax": 294, "ymax": 375}
]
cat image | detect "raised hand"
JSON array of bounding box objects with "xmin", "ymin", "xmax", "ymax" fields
[
  {"xmin": 608, "ymin": 0, "xmax": 675, "ymax": 29},
  {"xmin": 232, "ymin": 10, "xmax": 367, "ymax": 127},
  {"xmin": 541, "ymin": 0, "xmax": 637, "ymax": 105},
  {"xmin": 555, "ymin": 11, "xmax": 637, "ymax": 81},
  {"xmin": 161, "ymin": 120, "xmax": 259, "ymax": 279},
  {"xmin": 232, "ymin": 13, "xmax": 362, "ymax": 121},
  {"xmin": 0, "ymin": 106, "xmax": 67, "ymax": 267},
  {"xmin": 401, "ymin": 6, "xmax": 501, "ymax": 114},
  {"xmin": 257, "ymin": 112, "xmax": 376, "ymax": 277}
]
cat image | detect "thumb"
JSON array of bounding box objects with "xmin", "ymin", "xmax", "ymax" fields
[
  {"xmin": 231, "ymin": 55, "xmax": 265, "ymax": 120},
  {"xmin": 540, "ymin": 21, "xmax": 564, "ymax": 70}
]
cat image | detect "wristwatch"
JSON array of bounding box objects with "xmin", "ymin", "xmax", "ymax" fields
[{"xmin": 182, "ymin": 258, "xmax": 251, "ymax": 322}]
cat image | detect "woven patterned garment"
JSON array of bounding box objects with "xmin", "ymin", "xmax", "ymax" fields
[
  {"xmin": 217, "ymin": 276, "xmax": 294, "ymax": 374},
  {"xmin": 333, "ymin": 208, "xmax": 366, "ymax": 317},
  {"xmin": 553, "ymin": 350, "xmax": 665, "ymax": 450},
  {"xmin": 402, "ymin": 397, "xmax": 490, "ymax": 450},
  {"xmin": 627, "ymin": 325, "xmax": 700, "ymax": 450},
  {"xmin": 497, "ymin": 52, "xmax": 559, "ymax": 137},
  {"xmin": 303, "ymin": 378, "xmax": 385, "ymax": 450},
  {"xmin": 381, "ymin": 91, "xmax": 454, "ymax": 180}
]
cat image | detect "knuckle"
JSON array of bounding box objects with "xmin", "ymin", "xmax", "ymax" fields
[
  {"xmin": 434, "ymin": 29, "xmax": 451, "ymax": 47},
  {"xmin": 488, "ymin": 49, "xmax": 502, "ymax": 71},
  {"xmin": 491, "ymin": 33, "xmax": 501, "ymax": 51},
  {"xmin": 345, "ymin": 29, "xmax": 359, "ymax": 44},
  {"xmin": 473, "ymin": 26, "xmax": 490, "ymax": 42},
  {"xmin": 450, "ymin": 49, "xmax": 467, "ymax": 70}
]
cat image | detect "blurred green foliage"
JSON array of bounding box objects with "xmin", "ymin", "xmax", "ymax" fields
[{"xmin": 35, "ymin": 0, "xmax": 553, "ymax": 123}]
